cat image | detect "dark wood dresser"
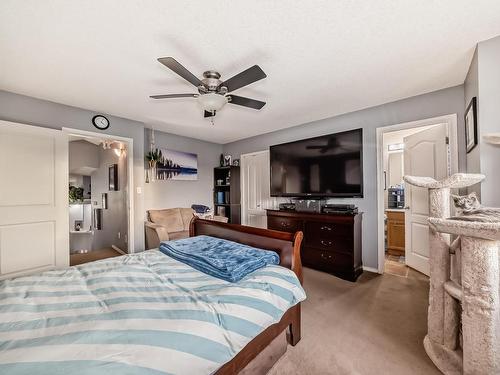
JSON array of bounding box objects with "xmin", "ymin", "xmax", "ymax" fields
[{"xmin": 266, "ymin": 209, "xmax": 363, "ymax": 281}]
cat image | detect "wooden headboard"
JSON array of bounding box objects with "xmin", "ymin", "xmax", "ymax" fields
[{"xmin": 189, "ymin": 218, "xmax": 303, "ymax": 284}]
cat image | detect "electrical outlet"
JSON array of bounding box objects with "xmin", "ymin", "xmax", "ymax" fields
[{"xmin": 117, "ymin": 232, "xmax": 121, "ymax": 239}]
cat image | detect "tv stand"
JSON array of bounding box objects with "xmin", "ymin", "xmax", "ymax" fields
[{"xmin": 266, "ymin": 209, "xmax": 362, "ymax": 281}]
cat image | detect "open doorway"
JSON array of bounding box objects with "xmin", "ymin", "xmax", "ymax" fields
[
  {"xmin": 64, "ymin": 128, "xmax": 134, "ymax": 266},
  {"xmin": 376, "ymin": 115, "xmax": 458, "ymax": 276}
]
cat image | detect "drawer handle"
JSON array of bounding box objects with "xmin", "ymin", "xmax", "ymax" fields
[
  {"xmin": 320, "ymin": 240, "xmax": 333, "ymax": 247},
  {"xmin": 320, "ymin": 253, "xmax": 333, "ymax": 260},
  {"xmin": 280, "ymin": 221, "xmax": 290, "ymax": 228},
  {"xmin": 320, "ymin": 225, "xmax": 333, "ymax": 231}
]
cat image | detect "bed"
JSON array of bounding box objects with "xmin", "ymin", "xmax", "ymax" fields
[{"xmin": 0, "ymin": 218, "xmax": 305, "ymax": 374}]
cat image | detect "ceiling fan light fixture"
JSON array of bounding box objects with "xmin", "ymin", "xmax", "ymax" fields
[{"xmin": 197, "ymin": 93, "xmax": 227, "ymax": 112}]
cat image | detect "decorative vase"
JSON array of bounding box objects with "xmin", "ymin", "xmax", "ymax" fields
[{"xmin": 149, "ymin": 160, "xmax": 157, "ymax": 182}]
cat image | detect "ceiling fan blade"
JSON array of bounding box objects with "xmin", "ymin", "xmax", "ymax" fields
[
  {"xmin": 150, "ymin": 93, "xmax": 198, "ymax": 99},
  {"xmin": 157, "ymin": 57, "xmax": 204, "ymax": 87},
  {"xmin": 220, "ymin": 65, "xmax": 266, "ymax": 92},
  {"xmin": 227, "ymin": 95, "xmax": 266, "ymax": 110},
  {"xmin": 204, "ymin": 110, "xmax": 216, "ymax": 118}
]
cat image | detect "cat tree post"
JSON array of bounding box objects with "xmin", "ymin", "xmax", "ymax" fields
[
  {"xmin": 404, "ymin": 173, "xmax": 486, "ymax": 374},
  {"xmin": 429, "ymin": 219, "xmax": 500, "ymax": 374}
]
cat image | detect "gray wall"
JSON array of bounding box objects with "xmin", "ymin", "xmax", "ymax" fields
[
  {"xmin": 0, "ymin": 90, "xmax": 146, "ymax": 251},
  {"xmin": 464, "ymin": 48, "xmax": 481, "ymax": 196},
  {"xmin": 144, "ymin": 129, "xmax": 223, "ymax": 212},
  {"xmin": 476, "ymin": 36, "xmax": 500, "ymax": 206},
  {"xmin": 91, "ymin": 147, "xmax": 128, "ymax": 251},
  {"xmin": 223, "ymin": 85, "xmax": 466, "ymax": 269}
]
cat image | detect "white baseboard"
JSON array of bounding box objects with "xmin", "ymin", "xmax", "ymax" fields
[
  {"xmin": 363, "ymin": 266, "xmax": 381, "ymax": 274},
  {"xmin": 112, "ymin": 245, "xmax": 126, "ymax": 255}
]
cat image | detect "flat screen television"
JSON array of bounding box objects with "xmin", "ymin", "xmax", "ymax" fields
[{"xmin": 270, "ymin": 128, "xmax": 363, "ymax": 197}]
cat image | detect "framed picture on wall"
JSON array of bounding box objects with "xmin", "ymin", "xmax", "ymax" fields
[
  {"xmin": 109, "ymin": 164, "xmax": 118, "ymax": 191},
  {"xmin": 465, "ymin": 97, "xmax": 478, "ymax": 153}
]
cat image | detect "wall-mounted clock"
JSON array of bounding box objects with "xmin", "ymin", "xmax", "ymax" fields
[{"xmin": 92, "ymin": 115, "xmax": 110, "ymax": 130}]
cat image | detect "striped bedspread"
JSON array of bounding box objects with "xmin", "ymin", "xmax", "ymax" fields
[{"xmin": 0, "ymin": 250, "xmax": 306, "ymax": 375}]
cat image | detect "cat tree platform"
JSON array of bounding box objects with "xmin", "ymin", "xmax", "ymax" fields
[{"xmin": 404, "ymin": 173, "xmax": 500, "ymax": 375}]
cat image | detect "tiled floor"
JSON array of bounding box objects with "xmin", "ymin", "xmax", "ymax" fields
[
  {"xmin": 70, "ymin": 247, "xmax": 122, "ymax": 266},
  {"xmin": 384, "ymin": 253, "xmax": 409, "ymax": 277}
]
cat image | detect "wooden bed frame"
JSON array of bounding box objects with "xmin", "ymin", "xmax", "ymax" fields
[{"xmin": 189, "ymin": 218, "xmax": 303, "ymax": 375}]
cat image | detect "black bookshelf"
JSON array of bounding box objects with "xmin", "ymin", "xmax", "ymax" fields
[{"xmin": 214, "ymin": 166, "xmax": 241, "ymax": 224}]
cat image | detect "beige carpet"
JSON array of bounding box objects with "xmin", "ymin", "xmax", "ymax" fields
[
  {"xmin": 269, "ymin": 267, "xmax": 440, "ymax": 375},
  {"xmin": 70, "ymin": 247, "xmax": 122, "ymax": 266},
  {"xmin": 384, "ymin": 255, "xmax": 409, "ymax": 278}
]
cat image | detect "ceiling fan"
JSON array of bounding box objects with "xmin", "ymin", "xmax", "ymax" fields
[{"xmin": 150, "ymin": 57, "xmax": 267, "ymax": 118}]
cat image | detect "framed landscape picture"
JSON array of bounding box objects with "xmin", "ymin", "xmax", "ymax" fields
[
  {"xmin": 154, "ymin": 148, "xmax": 198, "ymax": 181},
  {"xmin": 465, "ymin": 97, "xmax": 478, "ymax": 153}
]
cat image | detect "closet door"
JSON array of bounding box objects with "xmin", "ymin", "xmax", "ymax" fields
[
  {"xmin": 0, "ymin": 120, "xmax": 68, "ymax": 279},
  {"xmin": 403, "ymin": 123, "xmax": 448, "ymax": 276},
  {"xmin": 241, "ymin": 151, "xmax": 271, "ymax": 228}
]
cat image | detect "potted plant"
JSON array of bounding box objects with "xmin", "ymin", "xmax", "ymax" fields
[{"xmin": 69, "ymin": 185, "xmax": 84, "ymax": 204}]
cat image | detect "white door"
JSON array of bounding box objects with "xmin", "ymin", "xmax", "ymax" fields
[
  {"xmin": 404, "ymin": 124, "xmax": 448, "ymax": 276},
  {"xmin": 241, "ymin": 151, "xmax": 272, "ymax": 228},
  {"xmin": 0, "ymin": 120, "xmax": 69, "ymax": 279}
]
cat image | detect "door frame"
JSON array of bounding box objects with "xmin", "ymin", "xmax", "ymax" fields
[
  {"xmin": 375, "ymin": 114, "xmax": 458, "ymax": 274},
  {"xmin": 240, "ymin": 150, "xmax": 270, "ymax": 226},
  {"xmin": 63, "ymin": 127, "xmax": 135, "ymax": 254}
]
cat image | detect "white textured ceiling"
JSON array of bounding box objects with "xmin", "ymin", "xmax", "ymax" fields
[{"xmin": 1, "ymin": 1, "xmax": 500, "ymax": 144}]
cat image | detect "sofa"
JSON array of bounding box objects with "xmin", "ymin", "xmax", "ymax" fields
[{"xmin": 145, "ymin": 207, "xmax": 229, "ymax": 249}]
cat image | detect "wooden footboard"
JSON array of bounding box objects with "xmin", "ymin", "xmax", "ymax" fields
[{"xmin": 189, "ymin": 218, "xmax": 303, "ymax": 374}]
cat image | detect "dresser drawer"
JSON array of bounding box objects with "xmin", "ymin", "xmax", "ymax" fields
[
  {"xmin": 302, "ymin": 247, "xmax": 353, "ymax": 271},
  {"xmin": 267, "ymin": 216, "xmax": 303, "ymax": 233},
  {"xmin": 306, "ymin": 236, "xmax": 353, "ymax": 253},
  {"xmin": 305, "ymin": 220, "xmax": 353, "ymax": 239},
  {"xmin": 304, "ymin": 221, "xmax": 353, "ymax": 252}
]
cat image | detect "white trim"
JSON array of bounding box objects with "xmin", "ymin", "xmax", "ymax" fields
[
  {"xmin": 240, "ymin": 150, "xmax": 269, "ymax": 157},
  {"xmin": 62, "ymin": 127, "xmax": 135, "ymax": 254},
  {"xmin": 240, "ymin": 150, "xmax": 270, "ymax": 226},
  {"xmin": 375, "ymin": 114, "xmax": 458, "ymax": 274},
  {"xmin": 363, "ymin": 266, "xmax": 379, "ymax": 273},
  {"xmin": 111, "ymin": 245, "xmax": 126, "ymax": 255}
]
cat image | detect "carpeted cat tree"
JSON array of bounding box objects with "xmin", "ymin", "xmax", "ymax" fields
[{"xmin": 404, "ymin": 173, "xmax": 500, "ymax": 375}]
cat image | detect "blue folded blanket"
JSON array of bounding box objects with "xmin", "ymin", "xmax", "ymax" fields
[{"xmin": 159, "ymin": 235, "xmax": 280, "ymax": 283}]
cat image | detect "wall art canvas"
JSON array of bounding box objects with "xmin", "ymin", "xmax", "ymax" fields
[
  {"xmin": 465, "ymin": 97, "xmax": 478, "ymax": 153},
  {"xmin": 109, "ymin": 164, "xmax": 118, "ymax": 191},
  {"xmin": 154, "ymin": 148, "xmax": 198, "ymax": 180}
]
